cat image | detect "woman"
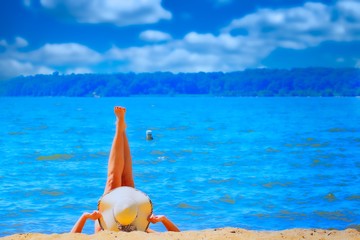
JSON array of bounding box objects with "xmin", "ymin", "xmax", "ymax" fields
[{"xmin": 71, "ymin": 106, "xmax": 180, "ymax": 233}]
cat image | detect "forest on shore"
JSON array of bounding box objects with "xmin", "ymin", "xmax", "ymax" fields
[{"xmin": 0, "ymin": 68, "xmax": 359, "ymax": 97}]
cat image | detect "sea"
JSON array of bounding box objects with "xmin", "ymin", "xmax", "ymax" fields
[{"xmin": 0, "ymin": 97, "xmax": 359, "ymax": 236}]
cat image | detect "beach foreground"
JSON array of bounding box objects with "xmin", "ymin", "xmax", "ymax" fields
[{"xmin": 1, "ymin": 228, "xmax": 359, "ymax": 240}]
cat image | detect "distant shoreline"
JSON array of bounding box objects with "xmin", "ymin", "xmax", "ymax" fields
[
  {"xmin": 2, "ymin": 94, "xmax": 360, "ymax": 98},
  {"xmin": 1, "ymin": 68, "xmax": 359, "ymax": 97}
]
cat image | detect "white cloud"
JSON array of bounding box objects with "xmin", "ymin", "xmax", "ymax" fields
[
  {"xmin": 107, "ymin": 44, "xmax": 221, "ymax": 72},
  {"xmin": 2, "ymin": 0, "xmax": 360, "ymax": 80},
  {"xmin": 0, "ymin": 38, "xmax": 102, "ymax": 79},
  {"xmin": 0, "ymin": 37, "xmax": 28, "ymax": 50},
  {"xmin": 14, "ymin": 37, "xmax": 29, "ymax": 48},
  {"xmin": 356, "ymin": 59, "xmax": 360, "ymax": 68},
  {"xmin": 223, "ymin": 2, "xmax": 332, "ymax": 49},
  {"xmin": 66, "ymin": 67, "xmax": 93, "ymax": 74},
  {"xmin": 0, "ymin": 58, "xmax": 53, "ymax": 79},
  {"xmin": 337, "ymin": 0, "xmax": 360, "ymax": 20},
  {"xmin": 107, "ymin": 32, "xmax": 272, "ymax": 73},
  {"xmin": 23, "ymin": 0, "xmax": 32, "ymax": 7},
  {"xmin": 0, "ymin": 40, "xmax": 8, "ymax": 48},
  {"xmin": 24, "ymin": 43, "xmax": 102, "ymax": 65},
  {"xmin": 140, "ymin": 30, "xmax": 172, "ymax": 42},
  {"xmin": 223, "ymin": 0, "xmax": 360, "ymax": 49},
  {"xmin": 211, "ymin": 0, "xmax": 233, "ymax": 6},
  {"xmin": 104, "ymin": 0, "xmax": 360, "ymax": 72},
  {"xmin": 39, "ymin": 0, "xmax": 172, "ymax": 26}
]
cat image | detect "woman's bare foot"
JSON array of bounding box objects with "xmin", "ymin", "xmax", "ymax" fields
[{"xmin": 114, "ymin": 106, "xmax": 126, "ymax": 131}]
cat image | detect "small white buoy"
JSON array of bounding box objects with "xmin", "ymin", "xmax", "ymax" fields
[{"xmin": 146, "ymin": 130, "xmax": 153, "ymax": 141}]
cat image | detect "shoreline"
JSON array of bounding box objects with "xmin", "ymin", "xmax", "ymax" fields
[{"xmin": 1, "ymin": 228, "xmax": 359, "ymax": 240}]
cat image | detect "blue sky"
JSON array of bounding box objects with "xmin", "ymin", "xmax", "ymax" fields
[{"xmin": 1, "ymin": 0, "xmax": 360, "ymax": 80}]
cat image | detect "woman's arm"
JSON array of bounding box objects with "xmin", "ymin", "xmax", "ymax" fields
[
  {"xmin": 71, "ymin": 211, "xmax": 102, "ymax": 233},
  {"xmin": 148, "ymin": 214, "xmax": 180, "ymax": 232}
]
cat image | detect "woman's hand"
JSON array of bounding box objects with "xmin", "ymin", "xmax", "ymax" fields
[
  {"xmin": 148, "ymin": 214, "xmax": 166, "ymax": 223},
  {"xmin": 148, "ymin": 214, "xmax": 180, "ymax": 232},
  {"xmin": 71, "ymin": 210, "xmax": 102, "ymax": 233},
  {"xmin": 85, "ymin": 210, "xmax": 102, "ymax": 220}
]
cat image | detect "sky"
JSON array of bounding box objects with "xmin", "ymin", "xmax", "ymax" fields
[{"xmin": 1, "ymin": 0, "xmax": 360, "ymax": 80}]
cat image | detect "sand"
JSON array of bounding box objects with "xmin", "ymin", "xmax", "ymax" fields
[{"xmin": 1, "ymin": 228, "xmax": 359, "ymax": 240}]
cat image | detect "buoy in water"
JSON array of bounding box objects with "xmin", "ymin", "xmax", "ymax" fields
[{"xmin": 146, "ymin": 130, "xmax": 153, "ymax": 141}]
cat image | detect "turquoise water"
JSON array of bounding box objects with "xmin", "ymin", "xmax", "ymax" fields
[{"xmin": 0, "ymin": 97, "xmax": 359, "ymax": 236}]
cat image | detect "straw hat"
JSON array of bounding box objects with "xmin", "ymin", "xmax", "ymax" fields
[{"xmin": 98, "ymin": 187, "xmax": 153, "ymax": 232}]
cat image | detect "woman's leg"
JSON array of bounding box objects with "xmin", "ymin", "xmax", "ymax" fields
[
  {"xmin": 122, "ymin": 132, "xmax": 135, "ymax": 187},
  {"xmin": 103, "ymin": 106, "xmax": 127, "ymax": 195}
]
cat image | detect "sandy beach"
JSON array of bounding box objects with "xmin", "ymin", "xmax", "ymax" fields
[{"xmin": 1, "ymin": 228, "xmax": 359, "ymax": 240}]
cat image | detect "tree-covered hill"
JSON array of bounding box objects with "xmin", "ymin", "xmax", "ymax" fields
[{"xmin": 0, "ymin": 68, "xmax": 359, "ymax": 97}]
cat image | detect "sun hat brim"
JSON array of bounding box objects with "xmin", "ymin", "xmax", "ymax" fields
[{"xmin": 98, "ymin": 186, "xmax": 153, "ymax": 232}]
